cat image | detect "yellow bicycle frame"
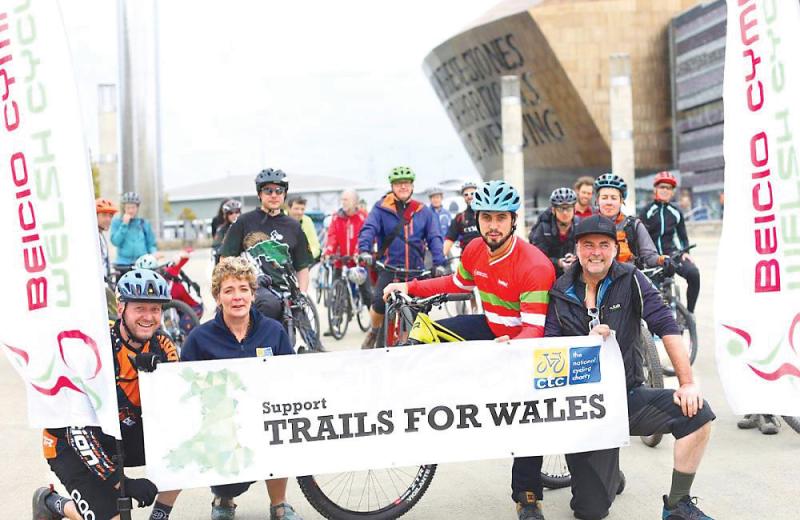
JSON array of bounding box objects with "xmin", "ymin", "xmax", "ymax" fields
[{"xmin": 407, "ymin": 312, "xmax": 466, "ymax": 344}]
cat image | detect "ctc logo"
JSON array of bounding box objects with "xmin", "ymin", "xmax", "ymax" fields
[{"xmin": 534, "ymin": 349, "xmax": 568, "ymax": 389}]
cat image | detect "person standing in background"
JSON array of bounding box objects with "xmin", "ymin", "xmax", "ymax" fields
[
  {"xmin": 573, "ymin": 176, "xmax": 595, "ymax": 219},
  {"xmin": 110, "ymin": 191, "xmax": 157, "ymax": 271},
  {"xmin": 287, "ymin": 196, "xmax": 321, "ymax": 262},
  {"xmin": 427, "ymin": 185, "xmax": 452, "ymax": 237}
]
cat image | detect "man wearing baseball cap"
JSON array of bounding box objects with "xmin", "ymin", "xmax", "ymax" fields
[{"xmin": 542, "ymin": 215, "xmax": 715, "ymax": 520}]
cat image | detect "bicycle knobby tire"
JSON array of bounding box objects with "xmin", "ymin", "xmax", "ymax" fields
[{"xmin": 297, "ymin": 464, "xmax": 437, "ymax": 520}]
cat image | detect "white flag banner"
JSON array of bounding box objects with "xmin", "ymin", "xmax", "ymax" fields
[
  {"xmin": 0, "ymin": 1, "xmax": 120, "ymax": 437},
  {"xmin": 140, "ymin": 337, "xmax": 630, "ymax": 491},
  {"xmin": 716, "ymin": 0, "xmax": 800, "ymax": 415}
]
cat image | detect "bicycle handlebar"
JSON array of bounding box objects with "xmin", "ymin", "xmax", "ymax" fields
[{"xmin": 375, "ymin": 261, "xmax": 431, "ymax": 278}]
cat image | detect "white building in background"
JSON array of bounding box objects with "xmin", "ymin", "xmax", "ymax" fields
[{"xmin": 164, "ymin": 173, "xmax": 379, "ymax": 239}]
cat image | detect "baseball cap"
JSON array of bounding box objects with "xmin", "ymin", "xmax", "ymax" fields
[{"xmin": 574, "ymin": 215, "xmax": 617, "ymax": 240}]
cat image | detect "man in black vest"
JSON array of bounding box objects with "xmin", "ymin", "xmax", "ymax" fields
[{"xmin": 543, "ymin": 216, "xmax": 715, "ymax": 520}]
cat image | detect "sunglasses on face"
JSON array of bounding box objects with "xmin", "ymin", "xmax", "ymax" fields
[{"xmin": 260, "ymin": 187, "xmax": 286, "ymax": 196}]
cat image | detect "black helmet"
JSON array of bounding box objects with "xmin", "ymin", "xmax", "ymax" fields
[{"xmin": 255, "ymin": 168, "xmax": 288, "ymax": 193}]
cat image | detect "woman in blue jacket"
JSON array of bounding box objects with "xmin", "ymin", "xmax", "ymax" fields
[
  {"xmin": 110, "ymin": 192, "xmax": 158, "ymax": 269},
  {"xmin": 181, "ymin": 257, "xmax": 301, "ymax": 520}
]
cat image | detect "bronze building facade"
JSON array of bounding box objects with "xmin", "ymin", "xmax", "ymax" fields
[{"xmin": 423, "ymin": 0, "xmax": 701, "ymax": 210}]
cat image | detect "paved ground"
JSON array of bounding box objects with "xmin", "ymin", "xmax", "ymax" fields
[{"xmin": 3, "ymin": 234, "xmax": 799, "ymax": 519}]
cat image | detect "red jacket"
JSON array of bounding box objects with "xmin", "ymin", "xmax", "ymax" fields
[{"xmin": 325, "ymin": 209, "xmax": 367, "ymax": 263}]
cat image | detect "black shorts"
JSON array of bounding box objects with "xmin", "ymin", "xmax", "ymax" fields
[
  {"xmin": 47, "ymin": 436, "xmax": 120, "ymax": 520},
  {"xmin": 627, "ymin": 385, "xmax": 715, "ymax": 439},
  {"xmin": 46, "ymin": 422, "xmax": 146, "ymax": 520}
]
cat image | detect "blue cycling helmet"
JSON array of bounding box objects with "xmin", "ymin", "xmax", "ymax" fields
[
  {"xmin": 116, "ymin": 269, "xmax": 171, "ymax": 303},
  {"xmin": 550, "ymin": 187, "xmax": 577, "ymax": 206},
  {"xmin": 471, "ymin": 180, "xmax": 521, "ymax": 212},
  {"xmin": 594, "ymin": 173, "xmax": 627, "ymax": 199}
]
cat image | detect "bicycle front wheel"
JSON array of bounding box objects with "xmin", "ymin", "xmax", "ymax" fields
[
  {"xmin": 541, "ymin": 454, "xmax": 571, "ymax": 489},
  {"xmin": 297, "ymin": 464, "xmax": 437, "ymax": 520},
  {"xmin": 662, "ymin": 302, "xmax": 698, "ymax": 377},
  {"xmin": 161, "ymin": 300, "xmax": 199, "ymax": 354},
  {"xmin": 327, "ymin": 279, "xmax": 351, "ymax": 340},
  {"xmin": 295, "ymin": 298, "xmax": 324, "ymax": 353},
  {"xmin": 639, "ymin": 322, "xmax": 664, "ymax": 447}
]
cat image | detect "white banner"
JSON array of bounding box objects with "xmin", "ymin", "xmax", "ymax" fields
[
  {"xmin": 716, "ymin": 0, "xmax": 800, "ymax": 415},
  {"xmin": 0, "ymin": 2, "xmax": 120, "ymax": 437},
  {"xmin": 140, "ymin": 337, "xmax": 630, "ymax": 491}
]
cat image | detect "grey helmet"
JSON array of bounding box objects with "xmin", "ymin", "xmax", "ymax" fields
[
  {"xmin": 121, "ymin": 191, "xmax": 141, "ymax": 205},
  {"xmin": 222, "ymin": 199, "xmax": 242, "ymax": 213},
  {"xmin": 255, "ymin": 168, "xmax": 288, "ymax": 193},
  {"xmin": 550, "ymin": 187, "xmax": 577, "ymax": 206},
  {"xmin": 460, "ymin": 181, "xmax": 478, "ymax": 194}
]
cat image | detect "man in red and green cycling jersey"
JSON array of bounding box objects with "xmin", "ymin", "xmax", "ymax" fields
[{"xmin": 383, "ymin": 180, "xmax": 556, "ymax": 520}]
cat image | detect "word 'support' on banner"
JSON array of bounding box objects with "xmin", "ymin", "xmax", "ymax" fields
[
  {"xmin": 716, "ymin": 0, "xmax": 800, "ymax": 415},
  {"xmin": 140, "ymin": 337, "xmax": 629, "ymax": 491}
]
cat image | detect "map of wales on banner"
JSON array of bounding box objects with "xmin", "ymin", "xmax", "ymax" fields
[
  {"xmin": 716, "ymin": 0, "xmax": 800, "ymax": 415},
  {"xmin": 140, "ymin": 337, "xmax": 630, "ymax": 491},
  {"xmin": 0, "ymin": 1, "xmax": 120, "ymax": 437}
]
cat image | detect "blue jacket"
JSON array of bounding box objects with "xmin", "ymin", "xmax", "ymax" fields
[
  {"xmin": 181, "ymin": 308, "xmax": 294, "ymax": 361},
  {"xmin": 430, "ymin": 206, "xmax": 452, "ymax": 237},
  {"xmin": 110, "ymin": 216, "xmax": 157, "ymax": 265},
  {"xmin": 358, "ymin": 194, "xmax": 445, "ymax": 270}
]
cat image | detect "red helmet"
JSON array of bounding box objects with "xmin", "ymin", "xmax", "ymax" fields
[
  {"xmin": 653, "ymin": 171, "xmax": 677, "ymax": 187},
  {"xmin": 95, "ymin": 198, "xmax": 118, "ymax": 214}
]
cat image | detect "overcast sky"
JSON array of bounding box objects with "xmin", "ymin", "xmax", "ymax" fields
[{"xmin": 59, "ymin": 0, "xmax": 499, "ymax": 191}]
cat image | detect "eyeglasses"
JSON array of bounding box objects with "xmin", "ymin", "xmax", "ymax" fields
[
  {"xmin": 587, "ymin": 307, "xmax": 600, "ymax": 331},
  {"xmin": 463, "ymin": 191, "xmax": 476, "ymax": 198},
  {"xmin": 260, "ymin": 186, "xmax": 286, "ymax": 196},
  {"xmin": 554, "ymin": 206, "xmax": 574, "ymax": 213}
]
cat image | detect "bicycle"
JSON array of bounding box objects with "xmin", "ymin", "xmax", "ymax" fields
[
  {"xmin": 313, "ymin": 257, "xmax": 335, "ymax": 306},
  {"xmin": 374, "ymin": 262, "xmax": 431, "ymax": 348},
  {"xmin": 297, "ymin": 291, "xmax": 470, "ymax": 519},
  {"xmin": 640, "ymin": 244, "xmax": 698, "ymax": 377},
  {"xmin": 326, "ymin": 255, "xmax": 371, "ymax": 339},
  {"xmin": 254, "ymin": 256, "xmax": 324, "ymax": 354}
]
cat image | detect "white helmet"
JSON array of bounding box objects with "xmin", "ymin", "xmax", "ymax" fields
[{"xmin": 134, "ymin": 254, "xmax": 160, "ymax": 270}]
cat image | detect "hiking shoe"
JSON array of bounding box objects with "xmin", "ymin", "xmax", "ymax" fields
[
  {"xmin": 758, "ymin": 414, "xmax": 781, "ymax": 435},
  {"xmin": 515, "ymin": 491, "xmax": 545, "ymax": 520},
  {"xmin": 32, "ymin": 487, "xmax": 60, "ymax": 520},
  {"xmin": 211, "ymin": 497, "xmax": 236, "ymax": 520},
  {"xmin": 662, "ymin": 495, "xmax": 713, "ymax": 519},
  {"xmin": 736, "ymin": 415, "xmax": 758, "ymax": 429},
  {"xmin": 270, "ymin": 502, "xmax": 303, "ymax": 520},
  {"xmin": 361, "ymin": 329, "xmax": 378, "ymax": 349}
]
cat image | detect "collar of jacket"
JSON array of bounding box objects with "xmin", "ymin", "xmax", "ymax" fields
[
  {"xmin": 380, "ymin": 193, "xmax": 422, "ymax": 216},
  {"xmin": 213, "ymin": 306, "xmax": 262, "ymax": 340}
]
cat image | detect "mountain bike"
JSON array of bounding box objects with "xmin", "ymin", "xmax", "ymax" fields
[
  {"xmin": 373, "ymin": 262, "xmax": 431, "ymax": 348},
  {"xmin": 441, "ymin": 254, "xmax": 483, "ymax": 318},
  {"xmin": 641, "ymin": 244, "xmax": 698, "ymax": 377},
  {"xmin": 326, "ymin": 255, "xmax": 371, "ymax": 339},
  {"xmin": 255, "ymin": 257, "xmax": 324, "ymax": 354},
  {"xmin": 313, "ymin": 258, "xmax": 335, "ymax": 306},
  {"xmin": 297, "ymin": 292, "xmax": 469, "ymax": 519}
]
